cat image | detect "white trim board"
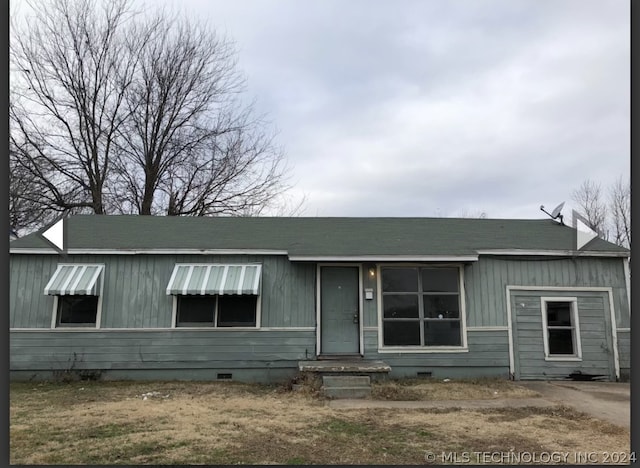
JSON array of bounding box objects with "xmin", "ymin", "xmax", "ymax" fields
[
  {"xmin": 11, "ymin": 248, "xmax": 289, "ymax": 255},
  {"xmin": 623, "ymin": 258, "xmax": 631, "ymax": 320},
  {"xmin": 291, "ymin": 255, "xmax": 478, "ymax": 262},
  {"xmin": 466, "ymin": 326, "xmax": 509, "ymax": 332},
  {"xmin": 377, "ymin": 347, "xmax": 469, "ymax": 354},
  {"xmin": 10, "ymin": 327, "xmax": 316, "ymax": 332},
  {"xmin": 476, "ymin": 249, "xmax": 629, "ymax": 258},
  {"xmin": 506, "ymin": 285, "xmax": 619, "ymax": 380}
]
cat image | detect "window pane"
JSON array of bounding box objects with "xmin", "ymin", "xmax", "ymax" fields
[
  {"xmin": 382, "ymin": 268, "xmax": 418, "ymax": 292},
  {"xmin": 424, "ymin": 320, "xmax": 461, "ymax": 346},
  {"xmin": 423, "ymin": 295, "xmax": 459, "ymax": 319},
  {"xmin": 383, "ymin": 295, "xmax": 419, "ymax": 318},
  {"xmin": 547, "ymin": 302, "xmax": 572, "ymax": 326},
  {"xmin": 421, "ymin": 268, "xmax": 459, "ymax": 292},
  {"xmin": 177, "ymin": 296, "xmax": 215, "ymax": 326},
  {"xmin": 548, "ymin": 329, "xmax": 575, "ymax": 355},
  {"xmin": 383, "ymin": 321, "xmax": 420, "ymax": 346},
  {"xmin": 58, "ymin": 296, "xmax": 98, "ymax": 325},
  {"xmin": 217, "ymin": 295, "xmax": 257, "ymax": 327}
]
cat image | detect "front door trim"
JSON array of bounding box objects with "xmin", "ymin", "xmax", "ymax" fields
[{"xmin": 316, "ymin": 263, "xmax": 364, "ymax": 356}]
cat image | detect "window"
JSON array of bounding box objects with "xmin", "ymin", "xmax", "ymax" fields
[
  {"xmin": 45, "ymin": 264, "xmax": 104, "ymax": 328},
  {"xmin": 175, "ymin": 295, "xmax": 258, "ymax": 328},
  {"xmin": 381, "ymin": 267, "xmax": 463, "ymax": 347},
  {"xmin": 167, "ymin": 263, "xmax": 262, "ymax": 328},
  {"xmin": 541, "ymin": 298, "xmax": 582, "ymax": 360},
  {"xmin": 57, "ymin": 296, "xmax": 99, "ymax": 327}
]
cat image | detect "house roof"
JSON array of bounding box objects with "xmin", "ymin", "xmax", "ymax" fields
[{"xmin": 9, "ymin": 215, "xmax": 629, "ymax": 258}]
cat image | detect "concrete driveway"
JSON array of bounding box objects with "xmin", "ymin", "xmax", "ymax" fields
[{"xmin": 518, "ymin": 381, "xmax": 630, "ymax": 428}]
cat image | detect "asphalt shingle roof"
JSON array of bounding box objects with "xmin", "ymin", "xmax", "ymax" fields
[{"xmin": 10, "ymin": 215, "xmax": 629, "ymax": 256}]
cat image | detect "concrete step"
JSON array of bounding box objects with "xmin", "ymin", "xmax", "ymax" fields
[
  {"xmin": 299, "ymin": 360, "xmax": 391, "ymax": 373},
  {"xmin": 322, "ymin": 375, "xmax": 371, "ymax": 399},
  {"xmin": 323, "ymin": 386, "xmax": 371, "ymax": 399},
  {"xmin": 323, "ymin": 375, "xmax": 371, "ymax": 388}
]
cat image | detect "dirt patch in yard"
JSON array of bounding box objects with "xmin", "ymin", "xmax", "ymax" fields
[{"xmin": 10, "ymin": 381, "xmax": 629, "ymax": 465}]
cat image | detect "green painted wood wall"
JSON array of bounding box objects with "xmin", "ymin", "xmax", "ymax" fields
[
  {"xmin": 364, "ymin": 329, "xmax": 509, "ymax": 373},
  {"xmin": 510, "ymin": 290, "xmax": 615, "ymax": 380},
  {"xmin": 10, "ymin": 329, "xmax": 316, "ymax": 381},
  {"xmin": 10, "ymin": 254, "xmax": 316, "ymax": 329},
  {"xmin": 10, "ymin": 252, "xmax": 629, "ymax": 382},
  {"xmin": 463, "ymin": 256, "xmax": 629, "ymax": 328}
]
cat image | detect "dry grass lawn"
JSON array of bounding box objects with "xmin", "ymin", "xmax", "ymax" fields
[
  {"xmin": 371, "ymin": 377, "xmax": 540, "ymax": 400},
  {"xmin": 10, "ymin": 379, "xmax": 630, "ymax": 465}
]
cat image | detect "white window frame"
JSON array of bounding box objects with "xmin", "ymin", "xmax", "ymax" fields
[
  {"xmin": 540, "ymin": 297, "xmax": 582, "ymax": 361},
  {"xmin": 50, "ymin": 265, "xmax": 104, "ymax": 329},
  {"xmin": 171, "ymin": 294, "xmax": 262, "ymax": 329},
  {"xmin": 377, "ymin": 263, "xmax": 468, "ymax": 353}
]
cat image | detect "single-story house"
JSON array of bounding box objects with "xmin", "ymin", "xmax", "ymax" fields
[{"xmin": 9, "ymin": 215, "xmax": 630, "ymax": 382}]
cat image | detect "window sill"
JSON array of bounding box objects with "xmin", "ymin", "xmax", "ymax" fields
[
  {"xmin": 377, "ymin": 347, "xmax": 469, "ymax": 354},
  {"xmin": 172, "ymin": 326, "xmax": 260, "ymax": 330},
  {"xmin": 53, "ymin": 325, "xmax": 99, "ymax": 329},
  {"xmin": 544, "ymin": 356, "xmax": 582, "ymax": 362}
]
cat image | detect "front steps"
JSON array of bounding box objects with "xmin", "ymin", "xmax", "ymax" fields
[
  {"xmin": 322, "ymin": 375, "xmax": 371, "ymax": 399},
  {"xmin": 298, "ymin": 359, "xmax": 391, "ymax": 374},
  {"xmin": 297, "ymin": 359, "xmax": 391, "ymax": 399}
]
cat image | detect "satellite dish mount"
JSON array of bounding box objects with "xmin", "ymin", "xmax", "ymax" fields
[{"xmin": 540, "ymin": 202, "xmax": 565, "ymax": 225}]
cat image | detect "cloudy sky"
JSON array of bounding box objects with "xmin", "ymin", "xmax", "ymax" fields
[{"xmin": 15, "ymin": 0, "xmax": 631, "ymax": 219}]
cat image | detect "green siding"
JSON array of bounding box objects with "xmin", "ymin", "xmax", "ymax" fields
[
  {"xmin": 363, "ymin": 329, "xmax": 510, "ymax": 377},
  {"xmin": 511, "ymin": 291, "xmax": 615, "ymax": 380},
  {"xmin": 11, "ymin": 251, "xmax": 628, "ymax": 382},
  {"xmin": 10, "ymin": 254, "xmax": 316, "ymax": 329},
  {"xmin": 617, "ymin": 330, "xmax": 630, "ymax": 372},
  {"xmin": 464, "ymin": 257, "xmax": 629, "ymax": 328},
  {"xmin": 10, "ymin": 330, "xmax": 316, "ymax": 374},
  {"xmin": 10, "ymin": 255, "xmax": 57, "ymax": 328}
]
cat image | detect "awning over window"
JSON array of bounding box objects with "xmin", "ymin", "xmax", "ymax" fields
[
  {"xmin": 166, "ymin": 264, "xmax": 262, "ymax": 295},
  {"xmin": 44, "ymin": 264, "xmax": 104, "ymax": 295}
]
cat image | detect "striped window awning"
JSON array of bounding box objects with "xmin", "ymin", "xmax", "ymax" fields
[
  {"xmin": 166, "ymin": 264, "xmax": 262, "ymax": 295},
  {"xmin": 44, "ymin": 264, "xmax": 104, "ymax": 295}
]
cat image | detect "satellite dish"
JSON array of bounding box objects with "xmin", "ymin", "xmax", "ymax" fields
[
  {"xmin": 540, "ymin": 201, "xmax": 565, "ymax": 225},
  {"xmin": 551, "ymin": 202, "xmax": 565, "ymax": 218}
]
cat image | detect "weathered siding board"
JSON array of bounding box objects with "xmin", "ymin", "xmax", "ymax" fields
[
  {"xmin": 10, "ymin": 330, "xmax": 316, "ymax": 372},
  {"xmin": 363, "ymin": 330, "xmax": 510, "ymax": 368},
  {"xmin": 10, "ymin": 254, "xmax": 316, "ymax": 330},
  {"xmin": 511, "ymin": 291, "xmax": 615, "ymax": 380},
  {"xmin": 10, "ymin": 256, "xmax": 57, "ymax": 328},
  {"xmin": 464, "ymin": 257, "xmax": 629, "ymax": 328},
  {"xmin": 260, "ymin": 258, "xmax": 315, "ymax": 328},
  {"xmin": 617, "ymin": 330, "xmax": 630, "ymax": 371}
]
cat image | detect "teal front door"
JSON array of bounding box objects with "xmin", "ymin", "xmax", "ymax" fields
[{"xmin": 320, "ymin": 266, "xmax": 360, "ymax": 355}]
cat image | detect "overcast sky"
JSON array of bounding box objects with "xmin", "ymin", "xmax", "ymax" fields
[{"xmin": 15, "ymin": 0, "xmax": 631, "ymax": 220}]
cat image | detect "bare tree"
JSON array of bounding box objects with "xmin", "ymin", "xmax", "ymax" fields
[
  {"xmin": 9, "ymin": 145, "xmax": 57, "ymax": 234},
  {"xmin": 10, "ymin": 0, "xmax": 294, "ymax": 230},
  {"xmin": 10, "ymin": 0, "xmax": 139, "ymax": 216},
  {"xmin": 609, "ymin": 176, "xmax": 630, "ymax": 249},
  {"xmin": 112, "ymin": 14, "xmax": 287, "ymax": 216},
  {"xmin": 571, "ymin": 179, "xmax": 608, "ymax": 240},
  {"xmin": 570, "ymin": 176, "xmax": 630, "ymax": 249}
]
